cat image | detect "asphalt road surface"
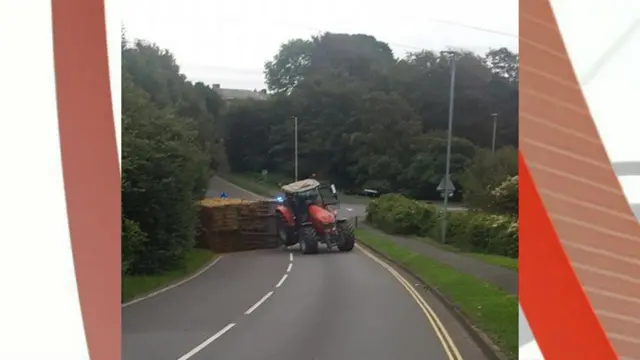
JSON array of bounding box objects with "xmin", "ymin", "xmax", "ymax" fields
[{"xmin": 122, "ymin": 177, "xmax": 489, "ymax": 360}]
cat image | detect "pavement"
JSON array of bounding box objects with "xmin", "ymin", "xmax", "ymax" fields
[
  {"xmin": 359, "ymin": 224, "xmax": 518, "ymax": 295},
  {"xmin": 122, "ymin": 176, "xmax": 490, "ymax": 360}
]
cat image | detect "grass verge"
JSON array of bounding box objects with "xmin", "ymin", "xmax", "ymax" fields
[
  {"xmin": 122, "ymin": 249, "xmax": 217, "ymax": 303},
  {"xmin": 356, "ymin": 228, "xmax": 518, "ymax": 360},
  {"xmin": 412, "ymin": 235, "xmax": 518, "ymax": 271}
]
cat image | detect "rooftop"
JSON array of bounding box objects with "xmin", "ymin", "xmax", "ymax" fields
[{"xmin": 212, "ymin": 84, "xmax": 269, "ymax": 101}]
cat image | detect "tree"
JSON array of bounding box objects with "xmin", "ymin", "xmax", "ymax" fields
[
  {"xmin": 225, "ymin": 32, "xmax": 519, "ymax": 201},
  {"xmin": 459, "ymin": 147, "xmax": 518, "ymax": 211},
  {"xmin": 121, "ymin": 38, "xmax": 226, "ymax": 275}
]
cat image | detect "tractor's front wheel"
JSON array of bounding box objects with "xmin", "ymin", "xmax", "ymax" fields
[
  {"xmin": 337, "ymin": 221, "xmax": 355, "ymax": 252},
  {"xmin": 299, "ymin": 226, "xmax": 319, "ymax": 254}
]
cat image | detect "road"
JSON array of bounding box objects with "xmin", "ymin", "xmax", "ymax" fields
[{"xmin": 122, "ymin": 177, "xmax": 489, "ymax": 360}]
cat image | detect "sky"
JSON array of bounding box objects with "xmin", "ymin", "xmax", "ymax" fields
[{"xmin": 122, "ymin": 0, "xmax": 518, "ymax": 90}]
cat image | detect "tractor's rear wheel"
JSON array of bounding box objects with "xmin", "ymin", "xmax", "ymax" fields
[
  {"xmin": 337, "ymin": 221, "xmax": 355, "ymax": 252},
  {"xmin": 299, "ymin": 226, "xmax": 318, "ymax": 254},
  {"xmin": 276, "ymin": 212, "xmax": 297, "ymax": 247}
]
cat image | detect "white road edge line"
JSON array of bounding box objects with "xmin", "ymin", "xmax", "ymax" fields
[
  {"xmin": 289, "ymin": 252, "xmax": 293, "ymax": 261},
  {"xmin": 123, "ymin": 255, "xmax": 224, "ymax": 308},
  {"xmin": 286, "ymin": 263, "xmax": 292, "ymax": 272},
  {"xmin": 275, "ymin": 274, "xmax": 288, "ymax": 288},
  {"xmin": 244, "ymin": 291, "xmax": 274, "ymax": 315},
  {"xmin": 176, "ymin": 322, "xmax": 236, "ymax": 360}
]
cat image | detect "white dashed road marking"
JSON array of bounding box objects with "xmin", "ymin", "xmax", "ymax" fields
[
  {"xmin": 176, "ymin": 322, "xmax": 236, "ymax": 360},
  {"xmin": 245, "ymin": 291, "xmax": 274, "ymax": 315},
  {"xmin": 276, "ymin": 274, "xmax": 288, "ymax": 288}
]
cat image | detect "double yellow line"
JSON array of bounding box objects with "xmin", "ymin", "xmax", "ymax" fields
[{"xmin": 356, "ymin": 244, "xmax": 464, "ymax": 360}]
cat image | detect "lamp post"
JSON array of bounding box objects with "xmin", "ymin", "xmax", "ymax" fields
[
  {"xmin": 491, "ymin": 113, "xmax": 498, "ymax": 154},
  {"xmin": 293, "ymin": 116, "xmax": 298, "ymax": 181},
  {"xmin": 440, "ymin": 50, "xmax": 459, "ymax": 244}
]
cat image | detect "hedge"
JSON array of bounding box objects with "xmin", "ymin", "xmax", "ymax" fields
[{"xmin": 366, "ymin": 194, "xmax": 518, "ymax": 258}]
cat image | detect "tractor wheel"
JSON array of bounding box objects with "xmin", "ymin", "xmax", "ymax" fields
[
  {"xmin": 299, "ymin": 226, "xmax": 318, "ymax": 254},
  {"xmin": 276, "ymin": 212, "xmax": 297, "ymax": 247},
  {"xmin": 337, "ymin": 221, "xmax": 355, "ymax": 252}
]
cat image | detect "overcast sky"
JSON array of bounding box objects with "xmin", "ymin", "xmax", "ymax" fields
[{"xmin": 122, "ymin": 0, "xmax": 518, "ymax": 90}]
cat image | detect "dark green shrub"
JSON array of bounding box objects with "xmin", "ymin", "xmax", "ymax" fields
[
  {"xmin": 367, "ymin": 193, "xmax": 518, "ymax": 258},
  {"xmin": 367, "ymin": 193, "xmax": 439, "ymax": 235},
  {"xmin": 122, "ymin": 217, "xmax": 148, "ymax": 276}
]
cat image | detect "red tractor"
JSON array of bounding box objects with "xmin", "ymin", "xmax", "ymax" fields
[{"xmin": 274, "ymin": 179, "xmax": 355, "ymax": 254}]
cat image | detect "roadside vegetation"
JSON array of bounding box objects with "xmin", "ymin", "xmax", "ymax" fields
[
  {"xmin": 366, "ymin": 180, "xmax": 518, "ymax": 260},
  {"xmin": 121, "ymin": 32, "xmax": 228, "ymax": 300},
  {"xmin": 122, "ymin": 249, "xmax": 216, "ymax": 303},
  {"xmin": 356, "ymin": 228, "xmax": 518, "ymax": 360}
]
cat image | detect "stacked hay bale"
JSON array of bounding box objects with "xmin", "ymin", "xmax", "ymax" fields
[{"xmin": 199, "ymin": 198, "xmax": 277, "ymax": 252}]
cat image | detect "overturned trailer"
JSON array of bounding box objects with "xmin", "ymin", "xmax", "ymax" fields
[{"xmin": 198, "ymin": 198, "xmax": 279, "ymax": 253}]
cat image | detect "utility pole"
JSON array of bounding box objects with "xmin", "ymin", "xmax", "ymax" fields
[
  {"xmin": 440, "ymin": 50, "xmax": 458, "ymax": 244},
  {"xmin": 491, "ymin": 113, "xmax": 498, "ymax": 154},
  {"xmin": 293, "ymin": 116, "xmax": 298, "ymax": 181}
]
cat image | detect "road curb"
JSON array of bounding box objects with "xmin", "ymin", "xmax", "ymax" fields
[
  {"xmin": 356, "ymin": 238, "xmax": 509, "ymax": 360},
  {"xmin": 122, "ymin": 254, "xmax": 223, "ymax": 308}
]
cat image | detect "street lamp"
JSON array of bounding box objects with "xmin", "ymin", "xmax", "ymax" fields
[
  {"xmin": 439, "ymin": 50, "xmax": 459, "ymax": 244},
  {"xmin": 491, "ymin": 113, "xmax": 498, "ymax": 154},
  {"xmin": 293, "ymin": 116, "xmax": 298, "ymax": 181}
]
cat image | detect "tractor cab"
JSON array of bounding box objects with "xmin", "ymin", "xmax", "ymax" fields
[{"xmin": 280, "ymin": 179, "xmax": 338, "ymax": 223}]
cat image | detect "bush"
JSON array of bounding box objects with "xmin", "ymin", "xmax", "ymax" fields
[
  {"xmin": 488, "ymin": 175, "xmax": 518, "ymax": 215},
  {"xmin": 459, "ymin": 147, "xmax": 518, "ymax": 214},
  {"xmin": 366, "ymin": 193, "xmax": 518, "ymax": 258},
  {"xmin": 366, "ymin": 194, "xmax": 439, "ymax": 235},
  {"xmin": 122, "ymin": 217, "xmax": 148, "ymax": 276}
]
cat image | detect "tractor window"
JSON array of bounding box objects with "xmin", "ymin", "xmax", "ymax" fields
[
  {"xmin": 318, "ymin": 185, "xmax": 339, "ymax": 205},
  {"xmin": 297, "ymin": 189, "xmax": 320, "ymax": 202}
]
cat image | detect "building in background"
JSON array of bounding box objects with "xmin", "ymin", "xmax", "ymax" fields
[{"xmin": 212, "ymin": 84, "xmax": 269, "ymax": 101}]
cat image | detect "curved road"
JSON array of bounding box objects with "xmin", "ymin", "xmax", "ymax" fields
[{"xmin": 122, "ymin": 177, "xmax": 489, "ymax": 360}]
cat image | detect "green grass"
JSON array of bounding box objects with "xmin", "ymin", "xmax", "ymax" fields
[
  {"xmin": 412, "ymin": 235, "xmax": 519, "ymax": 271},
  {"xmin": 122, "ymin": 249, "xmax": 217, "ymax": 303},
  {"xmin": 356, "ymin": 228, "xmax": 518, "ymax": 360},
  {"xmin": 467, "ymin": 253, "xmax": 519, "ymax": 271}
]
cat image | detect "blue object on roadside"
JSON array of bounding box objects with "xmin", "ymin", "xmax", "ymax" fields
[
  {"xmin": 220, "ymin": 192, "xmax": 228, "ymax": 199},
  {"xmin": 276, "ymin": 196, "xmax": 284, "ymax": 203}
]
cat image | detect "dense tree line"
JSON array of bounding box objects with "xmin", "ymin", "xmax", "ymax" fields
[
  {"xmin": 224, "ymin": 32, "xmax": 519, "ymax": 202},
  {"xmin": 121, "ymin": 36, "xmax": 227, "ymax": 276}
]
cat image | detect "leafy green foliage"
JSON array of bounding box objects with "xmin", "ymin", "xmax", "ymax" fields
[
  {"xmin": 122, "ymin": 38, "xmax": 226, "ymax": 275},
  {"xmin": 367, "ymin": 194, "xmax": 518, "ymax": 258},
  {"xmin": 122, "ymin": 218, "xmax": 148, "ymax": 276},
  {"xmin": 227, "ymin": 32, "xmax": 518, "ymax": 200},
  {"xmin": 459, "ymin": 147, "xmax": 518, "ymax": 213}
]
